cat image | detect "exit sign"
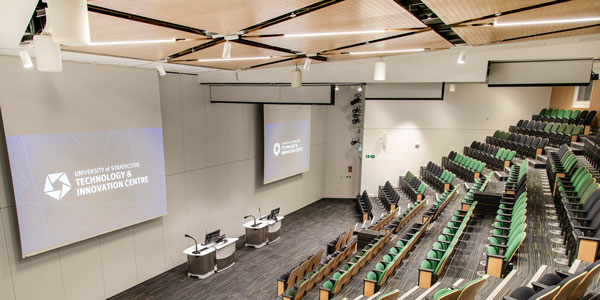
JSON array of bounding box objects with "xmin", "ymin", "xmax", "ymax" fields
[{"xmin": 365, "ymin": 155, "xmax": 376, "ymax": 158}]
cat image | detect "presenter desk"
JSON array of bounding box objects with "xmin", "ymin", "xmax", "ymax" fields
[
  {"xmin": 183, "ymin": 237, "xmax": 238, "ymax": 279},
  {"xmin": 243, "ymin": 216, "xmax": 284, "ymax": 248}
]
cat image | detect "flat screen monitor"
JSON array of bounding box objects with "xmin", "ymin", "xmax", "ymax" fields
[
  {"xmin": 269, "ymin": 207, "xmax": 280, "ymax": 220},
  {"xmin": 205, "ymin": 229, "xmax": 220, "ymax": 245}
]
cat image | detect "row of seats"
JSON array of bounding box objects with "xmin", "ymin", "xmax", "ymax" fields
[
  {"xmin": 282, "ymin": 236, "xmax": 357, "ymax": 300},
  {"xmin": 319, "ymin": 231, "xmax": 392, "ymax": 300},
  {"xmin": 486, "ymin": 161, "xmax": 528, "ymax": 278},
  {"xmin": 326, "ymin": 226, "xmax": 356, "ymax": 256},
  {"xmin": 432, "ymin": 276, "xmax": 488, "ymax": 300},
  {"xmin": 378, "ymin": 181, "xmax": 399, "ymax": 211},
  {"xmin": 546, "ymin": 145, "xmax": 579, "ymax": 196},
  {"xmin": 386, "ymin": 198, "xmax": 427, "ymax": 234},
  {"xmin": 461, "ymin": 175, "xmax": 490, "ymax": 210},
  {"xmin": 487, "ymin": 131, "xmax": 547, "ymax": 159},
  {"xmin": 364, "ymin": 188, "xmax": 458, "ymax": 297},
  {"xmin": 505, "ymin": 260, "xmax": 600, "ymax": 300},
  {"xmin": 419, "ymin": 204, "xmax": 477, "ymax": 288},
  {"xmin": 582, "ymin": 135, "xmax": 600, "ymax": 173},
  {"xmin": 420, "ymin": 161, "xmax": 455, "ymax": 193},
  {"xmin": 465, "ymin": 141, "xmax": 515, "ymax": 171},
  {"xmin": 356, "ymin": 191, "xmax": 372, "ymax": 223},
  {"xmin": 398, "ymin": 171, "xmax": 428, "ymax": 202},
  {"xmin": 443, "ymin": 151, "xmax": 485, "ymax": 182},
  {"xmin": 510, "ymin": 120, "xmax": 583, "ymax": 146},
  {"xmin": 368, "ymin": 208, "xmax": 398, "ymax": 232},
  {"xmin": 278, "ymin": 249, "xmax": 325, "ymax": 298},
  {"xmin": 533, "ymin": 108, "xmax": 596, "ymax": 127}
]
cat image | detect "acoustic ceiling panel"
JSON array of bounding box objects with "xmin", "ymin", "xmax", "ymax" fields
[
  {"xmin": 62, "ymin": 12, "xmax": 205, "ymax": 61},
  {"xmin": 453, "ymin": 0, "xmax": 600, "ymax": 45},
  {"xmin": 421, "ymin": 0, "xmax": 549, "ymax": 24},
  {"xmin": 88, "ymin": 0, "xmax": 319, "ymax": 35}
]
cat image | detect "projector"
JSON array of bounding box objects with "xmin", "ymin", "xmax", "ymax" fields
[{"xmin": 591, "ymin": 72, "xmax": 599, "ymax": 81}]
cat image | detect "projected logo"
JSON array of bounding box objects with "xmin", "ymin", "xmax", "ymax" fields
[
  {"xmin": 273, "ymin": 142, "xmax": 281, "ymax": 156},
  {"xmin": 44, "ymin": 173, "xmax": 72, "ymax": 200}
]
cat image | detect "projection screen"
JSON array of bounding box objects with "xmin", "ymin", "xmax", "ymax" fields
[
  {"xmin": 263, "ymin": 105, "xmax": 311, "ymax": 184},
  {"xmin": 0, "ymin": 60, "xmax": 166, "ymax": 257}
]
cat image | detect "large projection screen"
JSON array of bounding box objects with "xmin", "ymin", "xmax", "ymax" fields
[
  {"xmin": 263, "ymin": 105, "xmax": 311, "ymax": 184},
  {"xmin": 0, "ymin": 59, "xmax": 166, "ymax": 257}
]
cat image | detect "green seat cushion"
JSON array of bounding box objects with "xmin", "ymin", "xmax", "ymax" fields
[
  {"xmin": 375, "ymin": 263, "xmax": 385, "ymax": 271},
  {"xmin": 323, "ymin": 281, "xmax": 333, "ymax": 290},
  {"xmin": 396, "ymin": 240, "xmax": 404, "ymax": 247},
  {"xmin": 382, "ymin": 255, "xmax": 392, "ymax": 262},
  {"xmin": 332, "ymin": 272, "xmax": 342, "ymax": 280},
  {"xmin": 433, "ymin": 288, "xmax": 454, "ymax": 300},
  {"xmin": 366, "ymin": 272, "xmax": 377, "ymax": 281}
]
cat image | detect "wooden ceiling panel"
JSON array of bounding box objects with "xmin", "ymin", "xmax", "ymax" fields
[
  {"xmin": 324, "ymin": 30, "xmax": 452, "ymax": 60},
  {"xmin": 455, "ymin": 25, "xmax": 600, "ymax": 45},
  {"xmin": 62, "ymin": 12, "xmax": 205, "ymax": 61},
  {"xmin": 174, "ymin": 42, "xmax": 292, "ymax": 70},
  {"xmin": 421, "ymin": 0, "xmax": 550, "ymax": 24},
  {"xmin": 88, "ymin": 0, "xmax": 318, "ymax": 35},
  {"xmin": 254, "ymin": 0, "xmax": 426, "ymax": 35},
  {"xmin": 453, "ymin": 0, "xmax": 600, "ymax": 45}
]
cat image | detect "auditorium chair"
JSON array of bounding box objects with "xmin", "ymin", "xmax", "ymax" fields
[
  {"xmin": 443, "ymin": 152, "xmax": 485, "ymax": 182},
  {"xmin": 421, "ymin": 162, "xmax": 455, "ymax": 193},
  {"xmin": 356, "ymin": 191, "xmax": 372, "ymax": 222},
  {"xmin": 583, "ymin": 134, "xmax": 600, "ymax": 172},
  {"xmin": 431, "ymin": 276, "xmax": 488, "ymax": 300},
  {"xmin": 399, "ymin": 171, "xmax": 428, "ymax": 202},
  {"xmin": 504, "ymin": 285, "xmax": 560, "ymax": 300},
  {"xmin": 465, "ymin": 141, "xmax": 515, "ymax": 170},
  {"xmin": 378, "ymin": 181, "xmax": 399, "ymax": 211}
]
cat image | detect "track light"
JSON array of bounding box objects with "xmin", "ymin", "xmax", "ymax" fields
[
  {"xmin": 352, "ymin": 118, "xmax": 360, "ymax": 125},
  {"xmin": 350, "ymin": 97, "xmax": 361, "ymax": 106},
  {"xmin": 493, "ymin": 17, "xmax": 600, "ymax": 27},
  {"xmin": 349, "ymin": 49, "xmax": 424, "ymax": 55},
  {"xmin": 19, "ymin": 50, "xmax": 33, "ymax": 69},
  {"xmin": 90, "ymin": 38, "xmax": 176, "ymax": 46},
  {"xmin": 47, "ymin": 0, "xmax": 90, "ymax": 46},
  {"xmin": 285, "ymin": 29, "xmax": 386, "ymax": 38},
  {"xmin": 34, "ymin": 35, "xmax": 63, "ymax": 72},
  {"xmin": 449, "ymin": 84, "xmax": 456, "ymax": 92},
  {"xmin": 373, "ymin": 57, "xmax": 386, "ymax": 81},
  {"xmin": 196, "ymin": 56, "xmax": 271, "ymax": 62},
  {"xmin": 222, "ymin": 42, "xmax": 232, "ymax": 59},
  {"xmin": 358, "ymin": 86, "xmax": 362, "ymax": 92},
  {"xmin": 156, "ymin": 63, "xmax": 166, "ymax": 76},
  {"xmin": 303, "ymin": 57, "xmax": 311, "ymax": 70},
  {"xmin": 350, "ymin": 138, "xmax": 360, "ymax": 146},
  {"xmin": 457, "ymin": 49, "xmax": 466, "ymax": 64},
  {"xmin": 291, "ymin": 66, "xmax": 302, "ymax": 88},
  {"xmin": 352, "ymin": 107, "xmax": 361, "ymax": 114}
]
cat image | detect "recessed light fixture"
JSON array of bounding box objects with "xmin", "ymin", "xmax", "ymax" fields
[
  {"xmin": 284, "ymin": 29, "xmax": 387, "ymax": 38},
  {"xmin": 449, "ymin": 84, "xmax": 456, "ymax": 92},
  {"xmin": 349, "ymin": 48, "xmax": 424, "ymax": 55},
  {"xmin": 493, "ymin": 17, "xmax": 600, "ymax": 27},
  {"xmin": 335, "ymin": 85, "xmax": 339, "ymax": 91},
  {"xmin": 90, "ymin": 38, "xmax": 176, "ymax": 46},
  {"xmin": 196, "ymin": 56, "xmax": 271, "ymax": 62}
]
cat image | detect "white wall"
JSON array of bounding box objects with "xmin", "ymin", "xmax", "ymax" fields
[
  {"xmin": 0, "ymin": 57, "xmax": 328, "ymax": 300},
  {"xmin": 359, "ymin": 83, "xmax": 552, "ymax": 194}
]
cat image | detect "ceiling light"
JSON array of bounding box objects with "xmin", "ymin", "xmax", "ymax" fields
[
  {"xmin": 47, "ymin": 0, "xmax": 90, "ymax": 46},
  {"xmin": 284, "ymin": 29, "xmax": 386, "ymax": 38},
  {"xmin": 493, "ymin": 17, "xmax": 600, "ymax": 27},
  {"xmin": 34, "ymin": 35, "xmax": 63, "ymax": 72},
  {"xmin": 90, "ymin": 38, "xmax": 176, "ymax": 46},
  {"xmin": 335, "ymin": 85, "xmax": 339, "ymax": 91},
  {"xmin": 196, "ymin": 56, "xmax": 271, "ymax": 62},
  {"xmin": 373, "ymin": 57, "xmax": 386, "ymax": 81},
  {"xmin": 222, "ymin": 42, "xmax": 232, "ymax": 59},
  {"xmin": 457, "ymin": 49, "xmax": 466, "ymax": 64},
  {"xmin": 449, "ymin": 84, "xmax": 456, "ymax": 92},
  {"xmin": 291, "ymin": 66, "xmax": 302, "ymax": 88},
  {"xmin": 358, "ymin": 86, "xmax": 362, "ymax": 92},
  {"xmin": 156, "ymin": 63, "xmax": 166, "ymax": 76},
  {"xmin": 303, "ymin": 58, "xmax": 311, "ymax": 70},
  {"xmin": 349, "ymin": 48, "xmax": 424, "ymax": 55},
  {"xmin": 18, "ymin": 50, "xmax": 33, "ymax": 69}
]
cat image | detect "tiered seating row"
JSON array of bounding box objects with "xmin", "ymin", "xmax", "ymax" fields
[
  {"xmin": 368, "ymin": 208, "xmax": 398, "ymax": 232},
  {"xmin": 461, "ymin": 175, "xmax": 491, "ymax": 211},
  {"xmin": 504, "ymin": 260, "xmax": 600, "ymax": 300},
  {"xmin": 487, "ymin": 131, "xmax": 547, "ymax": 159},
  {"xmin": 486, "ymin": 160, "xmax": 528, "ymax": 278},
  {"xmin": 583, "ymin": 135, "xmax": 600, "ymax": 173},
  {"xmin": 280, "ymin": 227, "xmax": 356, "ymax": 299},
  {"xmin": 386, "ymin": 198, "xmax": 427, "ymax": 234},
  {"xmin": 319, "ymin": 231, "xmax": 393, "ymax": 300},
  {"xmin": 510, "ymin": 120, "xmax": 584, "ymax": 146},
  {"xmin": 419, "ymin": 204, "xmax": 477, "ymax": 288},
  {"xmin": 443, "ymin": 151, "xmax": 485, "ymax": 182},
  {"xmin": 420, "ymin": 161, "xmax": 455, "ymax": 193},
  {"xmin": 398, "ymin": 171, "xmax": 428, "ymax": 202},
  {"xmin": 532, "ymin": 109, "xmax": 596, "ymax": 134},
  {"xmin": 378, "ymin": 181, "xmax": 399, "ymax": 211},
  {"xmin": 364, "ymin": 188, "xmax": 458, "ymax": 296},
  {"xmin": 356, "ymin": 191, "xmax": 372, "ymax": 223},
  {"xmin": 465, "ymin": 141, "xmax": 515, "ymax": 170}
]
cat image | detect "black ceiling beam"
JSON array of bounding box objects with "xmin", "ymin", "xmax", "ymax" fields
[
  {"xmin": 246, "ymin": 57, "xmax": 298, "ymax": 69},
  {"xmin": 232, "ymin": 39, "xmax": 300, "ymax": 55},
  {"xmin": 494, "ymin": 23, "xmax": 600, "ymax": 43},
  {"xmin": 393, "ymin": 0, "xmax": 465, "ymax": 45},
  {"xmin": 321, "ymin": 29, "xmax": 429, "ymax": 53},
  {"xmin": 167, "ymin": 39, "xmax": 223, "ymax": 60},
  {"xmin": 449, "ymin": 0, "xmax": 572, "ymax": 26},
  {"xmin": 87, "ymin": 4, "xmax": 209, "ymax": 36},
  {"xmin": 240, "ymin": 0, "xmax": 346, "ymax": 34}
]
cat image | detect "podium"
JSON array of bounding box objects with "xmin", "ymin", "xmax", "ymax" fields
[
  {"xmin": 243, "ymin": 216, "xmax": 284, "ymax": 248},
  {"xmin": 183, "ymin": 237, "xmax": 238, "ymax": 279}
]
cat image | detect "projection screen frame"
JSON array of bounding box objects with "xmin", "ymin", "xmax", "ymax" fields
[
  {"xmin": 487, "ymin": 58, "xmax": 594, "ymax": 87},
  {"xmin": 205, "ymin": 83, "xmax": 336, "ymax": 105}
]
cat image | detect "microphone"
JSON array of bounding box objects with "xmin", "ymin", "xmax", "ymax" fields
[
  {"xmin": 259, "ymin": 207, "xmax": 262, "ymax": 219},
  {"xmin": 184, "ymin": 234, "xmax": 200, "ymax": 254},
  {"xmin": 244, "ymin": 215, "xmax": 258, "ymax": 227}
]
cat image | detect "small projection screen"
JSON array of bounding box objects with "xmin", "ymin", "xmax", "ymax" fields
[
  {"xmin": 0, "ymin": 61, "xmax": 166, "ymax": 257},
  {"xmin": 263, "ymin": 105, "xmax": 311, "ymax": 184}
]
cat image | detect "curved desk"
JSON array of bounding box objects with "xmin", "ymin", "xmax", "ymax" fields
[
  {"xmin": 243, "ymin": 216, "xmax": 284, "ymax": 248},
  {"xmin": 183, "ymin": 237, "xmax": 238, "ymax": 279}
]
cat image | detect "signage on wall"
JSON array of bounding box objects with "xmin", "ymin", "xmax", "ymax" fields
[{"xmin": 365, "ymin": 155, "xmax": 376, "ymax": 158}]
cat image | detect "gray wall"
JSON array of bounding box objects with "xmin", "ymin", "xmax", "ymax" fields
[{"xmin": 0, "ymin": 57, "xmax": 329, "ymax": 300}]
